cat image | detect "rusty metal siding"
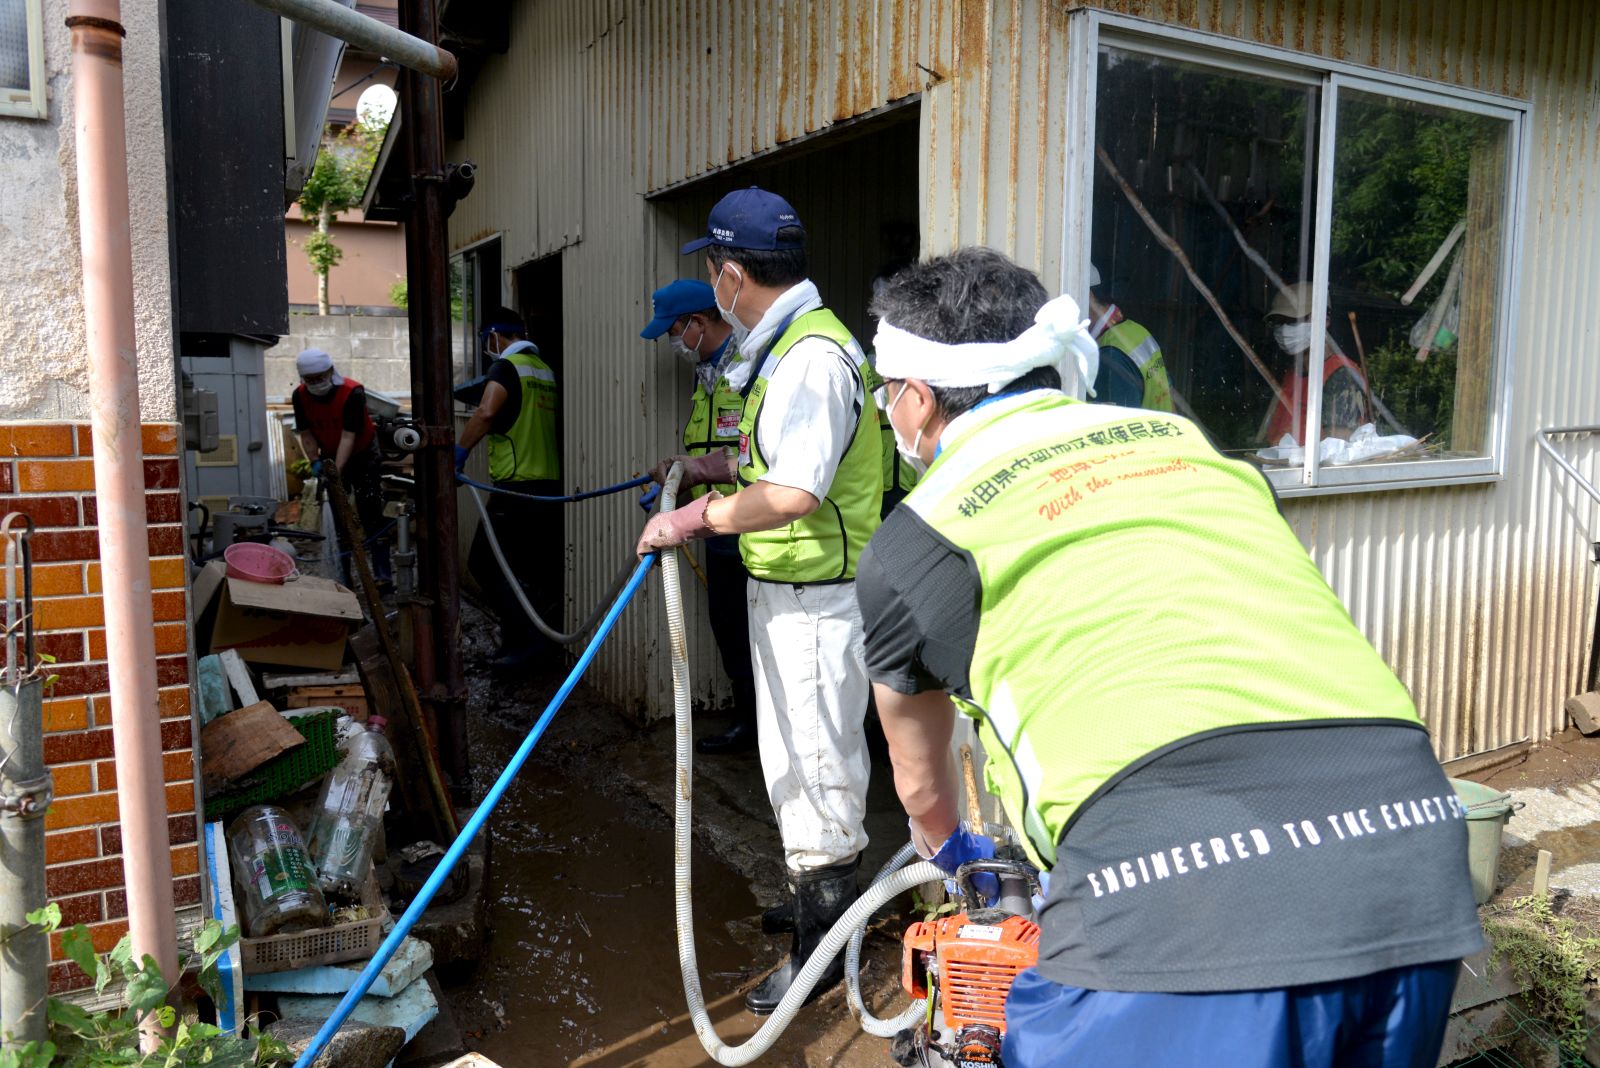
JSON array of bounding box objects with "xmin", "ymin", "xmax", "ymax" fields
[
  {"xmin": 986, "ymin": 0, "xmax": 1598, "ymax": 760},
  {"xmin": 447, "ymin": 0, "xmax": 1600, "ymax": 754}
]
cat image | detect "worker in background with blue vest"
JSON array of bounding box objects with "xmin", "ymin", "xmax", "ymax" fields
[
  {"xmin": 638, "ymin": 279, "xmax": 759, "ymax": 756},
  {"xmin": 859, "ymin": 248, "xmax": 1480, "ymax": 1067},
  {"xmin": 292, "ymin": 347, "xmax": 389, "ymax": 581},
  {"xmin": 457, "ymin": 307, "xmax": 561, "ymax": 671},
  {"xmin": 636, "ymin": 187, "xmax": 884, "ymax": 1013},
  {"xmin": 1088, "ymin": 262, "xmax": 1174, "ymax": 412}
]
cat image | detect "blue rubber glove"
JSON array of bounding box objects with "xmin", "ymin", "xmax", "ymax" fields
[
  {"xmin": 453, "ymin": 445, "xmax": 470, "ymax": 474},
  {"xmin": 1031, "ymin": 869, "xmax": 1051, "ymax": 917},
  {"xmin": 310, "ymin": 459, "xmax": 325, "ymax": 478},
  {"xmin": 637, "ymin": 483, "xmax": 661, "ymax": 513},
  {"xmin": 919, "ymin": 824, "xmax": 999, "ymax": 906}
]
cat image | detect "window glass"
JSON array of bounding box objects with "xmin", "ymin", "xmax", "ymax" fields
[
  {"xmin": 1092, "ymin": 47, "xmax": 1321, "ymax": 457},
  {"xmin": 0, "ymin": 0, "xmax": 28, "ymax": 93},
  {"xmin": 452, "ymin": 252, "xmax": 472, "ymax": 380},
  {"xmin": 1326, "ymin": 89, "xmax": 1511, "ymax": 463}
]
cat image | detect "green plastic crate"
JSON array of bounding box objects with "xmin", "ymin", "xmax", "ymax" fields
[{"xmin": 205, "ymin": 710, "xmax": 341, "ymax": 822}]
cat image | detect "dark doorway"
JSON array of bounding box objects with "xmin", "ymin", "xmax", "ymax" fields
[{"xmin": 654, "ymin": 104, "xmax": 922, "ymax": 345}]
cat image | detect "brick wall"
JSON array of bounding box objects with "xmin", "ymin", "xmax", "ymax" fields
[{"xmin": 0, "ymin": 423, "xmax": 200, "ymax": 993}]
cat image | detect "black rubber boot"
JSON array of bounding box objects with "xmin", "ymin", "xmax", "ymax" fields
[
  {"xmin": 760, "ymin": 898, "xmax": 794, "ymax": 934},
  {"xmin": 744, "ymin": 857, "xmax": 859, "ymax": 1016},
  {"xmin": 697, "ymin": 717, "xmax": 758, "ymax": 755}
]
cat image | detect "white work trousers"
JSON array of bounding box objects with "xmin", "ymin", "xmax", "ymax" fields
[{"xmin": 748, "ymin": 579, "xmax": 871, "ymax": 873}]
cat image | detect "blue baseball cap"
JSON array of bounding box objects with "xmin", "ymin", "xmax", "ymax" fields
[
  {"xmin": 640, "ymin": 279, "xmax": 718, "ymax": 340},
  {"xmin": 680, "ymin": 186, "xmax": 805, "ymax": 255}
]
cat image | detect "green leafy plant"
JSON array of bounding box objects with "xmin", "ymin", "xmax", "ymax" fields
[
  {"xmin": 909, "ymin": 888, "xmax": 959, "ymax": 923},
  {"xmin": 297, "ymin": 108, "xmax": 389, "ymax": 316},
  {"xmin": 388, "ymin": 259, "xmax": 464, "ymax": 320},
  {"xmin": 0, "ymin": 908, "xmax": 288, "ymax": 1068},
  {"xmin": 1484, "ymin": 893, "xmax": 1600, "ymax": 1056}
]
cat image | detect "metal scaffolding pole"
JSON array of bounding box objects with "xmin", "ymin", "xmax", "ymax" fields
[
  {"xmin": 244, "ymin": 0, "xmax": 456, "ymax": 80},
  {"xmin": 398, "ymin": 0, "xmax": 467, "ymax": 791}
]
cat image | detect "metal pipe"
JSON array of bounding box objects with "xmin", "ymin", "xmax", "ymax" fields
[
  {"xmin": 66, "ymin": 0, "xmax": 178, "ymax": 1033},
  {"xmin": 1, "ymin": 519, "xmax": 50, "ymax": 1048},
  {"xmin": 399, "ymin": 0, "xmax": 467, "ymax": 791},
  {"xmin": 1536, "ymin": 426, "xmax": 1600, "ymax": 509},
  {"xmin": 244, "ymin": 0, "xmax": 457, "ymax": 81},
  {"xmin": 291, "ymin": 557, "xmax": 658, "ymax": 1068}
]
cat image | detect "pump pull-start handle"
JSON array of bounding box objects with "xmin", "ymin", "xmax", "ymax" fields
[{"xmin": 955, "ymin": 858, "xmax": 1041, "ymax": 914}]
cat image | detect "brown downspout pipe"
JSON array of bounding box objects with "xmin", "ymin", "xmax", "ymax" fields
[{"xmin": 66, "ymin": 0, "xmax": 179, "ymax": 1029}]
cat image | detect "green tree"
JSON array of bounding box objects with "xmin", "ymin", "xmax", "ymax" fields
[{"xmin": 297, "ymin": 108, "xmax": 387, "ymax": 315}]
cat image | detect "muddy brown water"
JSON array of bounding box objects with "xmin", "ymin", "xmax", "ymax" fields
[{"xmin": 445, "ymin": 713, "xmax": 895, "ymax": 1067}]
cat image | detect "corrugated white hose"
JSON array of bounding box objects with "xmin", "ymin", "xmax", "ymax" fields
[
  {"xmin": 660, "ymin": 463, "xmax": 941, "ymax": 1065},
  {"xmin": 467, "ymin": 485, "xmax": 636, "ymax": 645},
  {"xmin": 845, "ymin": 842, "xmax": 928, "ymax": 1036}
]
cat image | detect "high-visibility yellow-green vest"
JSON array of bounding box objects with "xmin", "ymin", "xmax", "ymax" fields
[
  {"xmin": 488, "ymin": 348, "xmax": 559, "ymax": 483},
  {"xmin": 1100, "ymin": 320, "xmax": 1173, "ymax": 413},
  {"xmin": 904, "ymin": 392, "xmax": 1423, "ymax": 869},
  {"xmin": 736, "ymin": 309, "xmax": 883, "ymax": 583},
  {"xmin": 680, "ymin": 352, "xmax": 746, "ymax": 501}
]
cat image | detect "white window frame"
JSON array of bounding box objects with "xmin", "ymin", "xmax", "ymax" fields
[
  {"xmin": 1064, "ymin": 11, "xmax": 1532, "ymax": 498},
  {"xmin": 0, "ymin": 0, "xmax": 46, "ymax": 120},
  {"xmin": 452, "ymin": 232, "xmax": 505, "ymax": 385}
]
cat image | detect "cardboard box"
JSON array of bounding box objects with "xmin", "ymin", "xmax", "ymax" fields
[
  {"xmin": 284, "ymin": 685, "xmax": 369, "ymax": 721},
  {"xmin": 210, "ymin": 574, "xmax": 363, "ymax": 670}
]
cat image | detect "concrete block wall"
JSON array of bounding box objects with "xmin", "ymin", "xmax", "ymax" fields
[{"xmin": 266, "ymin": 311, "xmax": 413, "ymax": 398}]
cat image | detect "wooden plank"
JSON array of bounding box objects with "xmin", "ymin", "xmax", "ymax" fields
[
  {"xmin": 199, "ymin": 701, "xmax": 306, "ymax": 794},
  {"xmin": 1443, "ymin": 739, "xmax": 1532, "ymax": 779},
  {"xmin": 261, "ymin": 669, "xmax": 362, "ymax": 690},
  {"xmin": 219, "ymin": 649, "xmax": 259, "ymax": 708}
]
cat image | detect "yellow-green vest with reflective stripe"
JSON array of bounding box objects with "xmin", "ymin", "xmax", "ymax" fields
[
  {"xmin": 1100, "ymin": 320, "xmax": 1173, "ymax": 413},
  {"xmin": 488, "ymin": 348, "xmax": 559, "ymax": 483},
  {"xmin": 736, "ymin": 309, "xmax": 883, "ymax": 583},
  {"xmin": 680, "ymin": 354, "xmax": 745, "ymax": 501},
  {"xmin": 905, "ymin": 392, "xmax": 1422, "ymax": 869}
]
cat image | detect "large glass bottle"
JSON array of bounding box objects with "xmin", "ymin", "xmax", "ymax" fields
[
  {"xmin": 304, "ymin": 717, "xmax": 396, "ymax": 898},
  {"xmin": 226, "ymin": 805, "xmax": 327, "ymax": 937}
]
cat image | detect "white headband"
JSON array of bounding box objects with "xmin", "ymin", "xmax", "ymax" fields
[{"xmin": 872, "ymin": 293, "xmax": 1100, "ymax": 399}]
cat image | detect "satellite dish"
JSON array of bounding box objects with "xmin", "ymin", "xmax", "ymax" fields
[{"xmin": 357, "ymin": 83, "xmax": 397, "ymax": 125}]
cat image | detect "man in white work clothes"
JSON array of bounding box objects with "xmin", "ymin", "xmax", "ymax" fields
[{"xmin": 636, "ymin": 187, "xmax": 884, "ymax": 1013}]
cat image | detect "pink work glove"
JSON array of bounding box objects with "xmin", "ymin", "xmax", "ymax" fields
[
  {"xmin": 636, "ymin": 492, "xmax": 720, "ymax": 557},
  {"xmin": 650, "ymin": 450, "xmax": 735, "ymax": 490}
]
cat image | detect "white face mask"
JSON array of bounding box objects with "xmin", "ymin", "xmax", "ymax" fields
[
  {"xmin": 670, "ymin": 318, "xmax": 707, "ymax": 364},
  {"xmin": 1274, "ymin": 321, "xmax": 1315, "ymax": 355},
  {"xmin": 712, "ymin": 263, "xmax": 749, "ymax": 343},
  {"xmin": 886, "ymin": 381, "xmax": 930, "ymax": 476},
  {"xmin": 304, "ymin": 377, "xmax": 335, "ymax": 397}
]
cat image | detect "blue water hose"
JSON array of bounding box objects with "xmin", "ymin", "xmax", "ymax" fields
[
  {"xmin": 455, "ymin": 472, "xmax": 651, "ymax": 503},
  {"xmin": 291, "ymin": 554, "xmax": 657, "ymax": 1068}
]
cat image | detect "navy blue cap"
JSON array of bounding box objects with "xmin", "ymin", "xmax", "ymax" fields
[
  {"xmin": 681, "ymin": 186, "xmax": 805, "ymax": 255},
  {"xmin": 640, "ymin": 279, "xmax": 718, "ymax": 340}
]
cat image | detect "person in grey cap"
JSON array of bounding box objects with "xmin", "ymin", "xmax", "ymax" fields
[{"xmin": 292, "ymin": 348, "xmax": 389, "ymax": 580}]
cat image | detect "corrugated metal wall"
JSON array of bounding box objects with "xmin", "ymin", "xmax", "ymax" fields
[{"xmin": 447, "ymin": 0, "xmax": 1600, "ymax": 759}]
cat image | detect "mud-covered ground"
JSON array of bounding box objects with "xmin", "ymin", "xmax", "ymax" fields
[{"xmin": 441, "ymin": 605, "xmax": 917, "ymax": 1066}]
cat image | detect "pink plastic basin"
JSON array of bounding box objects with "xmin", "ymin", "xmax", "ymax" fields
[{"xmin": 223, "ymin": 542, "xmax": 297, "ymax": 584}]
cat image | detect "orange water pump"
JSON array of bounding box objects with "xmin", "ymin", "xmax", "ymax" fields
[{"xmin": 894, "ymin": 860, "xmax": 1041, "ymax": 1068}]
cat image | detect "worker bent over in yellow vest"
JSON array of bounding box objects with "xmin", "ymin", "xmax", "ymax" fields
[
  {"xmin": 638, "ymin": 278, "xmax": 759, "ymax": 757},
  {"xmin": 858, "ymin": 248, "xmax": 1480, "ymax": 1068},
  {"xmin": 637, "ymin": 187, "xmax": 883, "ymax": 1015},
  {"xmin": 456, "ymin": 307, "xmax": 561, "ymax": 671}
]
